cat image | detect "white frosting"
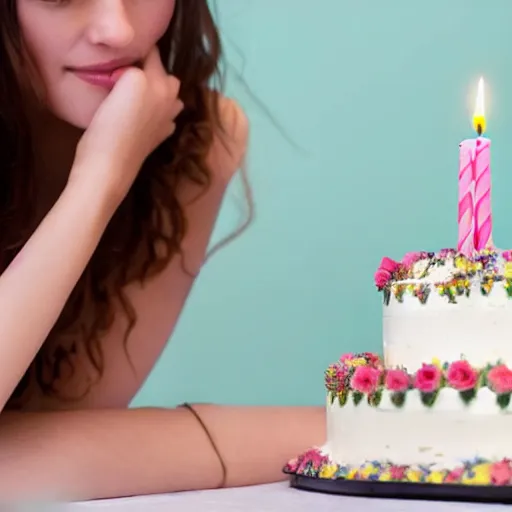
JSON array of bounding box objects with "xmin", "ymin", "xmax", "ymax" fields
[
  {"xmin": 324, "ymin": 388, "xmax": 512, "ymax": 468},
  {"xmin": 384, "ymin": 283, "xmax": 512, "ymax": 370},
  {"xmin": 384, "ymin": 254, "xmax": 512, "ymax": 370}
]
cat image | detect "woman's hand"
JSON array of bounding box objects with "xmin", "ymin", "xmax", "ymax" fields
[{"xmin": 71, "ymin": 46, "xmax": 184, "ymax": 205}]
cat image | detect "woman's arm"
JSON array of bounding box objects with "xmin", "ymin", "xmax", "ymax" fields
[
  {"xmin": 0, "ymin": 179, "xmax": 114, "ymax": 411},
  {"xmin": 0, "ymin": 56, "xmax": 185, "ymax": 412},
  {"xmin": 0, "ymin": 405, "xmax": 325, "ymax": 502}
]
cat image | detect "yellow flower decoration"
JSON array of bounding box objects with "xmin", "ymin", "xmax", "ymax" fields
[
  {"xmin": 426, "ymin": 470, "xmax": 446, "ymax": 484},
  {"xmin": 431, "ymin": 358, "xmax": 442, "ymax": 369},
  {"xmin": 346, "ymin": 358, "xmax": 367, "ymax": 368},
  {"xmin": 319, "ymin": 464, "xmax": 338, "ymax": 479},
  {"xmin": 505, "ymin": 262, "xmax": 512, "ymax": 279},
  {"xmin": 455, "ymin": 256, "xmax": 468, "ymax": 271},
  {"xmin": 378, "ymin": 470, "xmax": 393, "ymax": 482},
  {"xmin": 461, "ymin": 463, "xmax": 491, "ymax": 485},
  {"xmin": 359, "ymin": 463, "xmax": 378, "ymax": 479},
  {"xmin": 405, "ymin": 469, "xmax": 423, "ymax": 482},
  {"xmin": 347, "ymin": 468, "xmax": 359, "ymax": 480}
]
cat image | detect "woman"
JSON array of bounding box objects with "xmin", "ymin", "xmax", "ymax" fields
[{"xmin": 0, "ymin": 0, "xmax": 324, "ymax": 503}]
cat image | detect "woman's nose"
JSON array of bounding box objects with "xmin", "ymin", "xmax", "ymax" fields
[{"xmin": 86, "ymin": 0, "xmax": 135, "ymax": 48}]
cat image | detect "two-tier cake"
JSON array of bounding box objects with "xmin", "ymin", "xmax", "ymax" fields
[{"xmin": 285, "ymin": 249, "xmax": 512, "ymax": 486}]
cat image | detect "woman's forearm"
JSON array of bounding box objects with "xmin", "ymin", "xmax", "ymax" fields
[
  {"xmin": 0, "ymin": 405, "xmax": 325, "ymax": 502},
  {"xmin": 0, "ymin": 177, "xmax": 114, "ymax": 410},
  {"xmin": 191, "ymin": 404, "xmax": 325, "ymax": 486}
]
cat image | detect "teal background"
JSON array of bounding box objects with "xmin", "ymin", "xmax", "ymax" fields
[{"xmin": 132, "ymin": 0, "xmax": 512, "ymax": 408}]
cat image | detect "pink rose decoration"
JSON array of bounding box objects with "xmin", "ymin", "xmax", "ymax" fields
[
  {"xmin": 487, "ymin": 365, "xmax": 512, "ymax": 394},
  {"xmin": 402, "ymin": 252, "xmax": 422, "ymax": 269},
  {"xmin": 445, "ymin": 467, "xmax": 464, "ymax": 483},
  {"xmin": 491, "ymin": 460, "xmax": 512, "ymax": 485},
  {"xmin": 296, "ymin": 448, "xmax": 328, "ymax": 473},
  {"xmin": 363, "ymin": 352, "xmax": 383, "ymax": 368},
  {"xmin": 374, "ymin": 257, "xmax": 401, "ymax": 289},
  {"xmin": 503, "ymin": 250, "xmax": 512, "ymax": 262},
  {"xmin": 379, "ymin": 257, "xmax": 400, "ymax": 273},
  {"xmin": 414, "ymin": 364, "xmax": 442, "ymax": 393},
  {"xmin": 351, "ymin": 366, "xmax": 381, "ymax": 394},
  {"xmin": 340, "ymin": 353, "xmax": 355, "ymax": 364},
  {"xmin": 374, "ymin": 269, "xmax": 392, "ymax": 289},
  {"xmin": 385, "ymin": 369, "xmax": 410, "ymax": 392},
  {"xmin": 446, "ymin": 360, "xmax": 478, "ymax": 391},
  {"xmin": 390, "ymin": 465, "xmax": 407, "ymax": 480},
  {"xmin": 286, "ymin": 457, "xmax": 299, "ymax": 472}
]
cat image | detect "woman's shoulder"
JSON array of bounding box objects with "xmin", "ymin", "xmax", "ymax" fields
[{"xmin": 207, "ymin": 95, "xmax": 249, "ymax": 184}]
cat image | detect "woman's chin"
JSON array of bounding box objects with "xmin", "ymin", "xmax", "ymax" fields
[
  {"xmin": 49, "ymin": 105, "xmax": 96, "ymax": 131},
  {"xmin": 46, "ymin": 91, "xmax": 105, "ymax": 130}
]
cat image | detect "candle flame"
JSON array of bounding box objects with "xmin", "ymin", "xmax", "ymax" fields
[{"xmin": 472, "ymin": 77, "xmax": 486, "ymax": 136}]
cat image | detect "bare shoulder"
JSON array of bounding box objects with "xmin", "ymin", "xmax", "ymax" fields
[{"xmin": 207, "ymin": 95, "xmax": 249, "ymax": 184}]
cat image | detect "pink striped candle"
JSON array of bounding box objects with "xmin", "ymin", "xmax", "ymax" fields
[
  {"xmin": 457, "ymin": 141, "xmax": 476, "ymax": 256},
  {"xmin": 457, "ymin": 77, "xmax": 493, "ymax": 254}
]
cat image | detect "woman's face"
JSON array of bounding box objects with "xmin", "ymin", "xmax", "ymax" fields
[{"xmin": 17, "ymin": 0, "xmax": 176, "ymax": 128}]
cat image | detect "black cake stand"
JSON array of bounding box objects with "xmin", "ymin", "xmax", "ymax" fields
[{"xmin": 283, "ymin": 467, "xmax": 512, "ymax": 504}]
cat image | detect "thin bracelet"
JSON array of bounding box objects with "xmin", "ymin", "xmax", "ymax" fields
[{"xmin": 179, "ymin": 402, "xmax": 227, "ymax": 488}]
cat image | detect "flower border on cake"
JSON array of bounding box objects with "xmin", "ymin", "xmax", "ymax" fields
[
  {"xmin": 325, "ymin": 352, "xmax": 512, "ymax": 409},
  {"xmin": 284, "ymin": 447, "xmax": 512, "ymax": 486},
  {"xmin": 374, "ymin": 249, "xmax": 512, "ymax": 305}
]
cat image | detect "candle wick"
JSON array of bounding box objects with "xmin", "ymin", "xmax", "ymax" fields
[{"xmin": 477, "ymin": 124, "xmax": 483, "ymax": 136}]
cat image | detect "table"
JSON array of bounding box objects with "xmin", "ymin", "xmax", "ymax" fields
[{"xmin": 48, "ymin": 482, "xmax": 508, "ymax": 511}]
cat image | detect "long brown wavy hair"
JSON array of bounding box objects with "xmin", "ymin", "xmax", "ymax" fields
[{"xmin": 1, "ymin": 0, "xmax": 240, "ymax": 407}]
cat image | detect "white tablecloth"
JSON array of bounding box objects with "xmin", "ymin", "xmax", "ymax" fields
[{"xmin": 44, "ymin": 482, "xmax": 508, "ymax": 511}]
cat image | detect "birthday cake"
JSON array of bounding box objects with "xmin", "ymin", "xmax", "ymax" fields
[
  {"xmin": 285, "ymin": 249, "xmax": 512, "ymax": 487},
  {"xmin": 285, "ymin": 80, "xmax": 512, "ymax": 488}
]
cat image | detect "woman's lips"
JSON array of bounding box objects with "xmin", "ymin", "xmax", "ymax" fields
[{"xmin": 71, "ymin": 66, "xmax": 131, "ymax": 90}]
